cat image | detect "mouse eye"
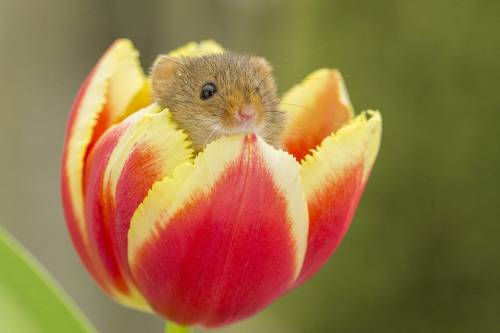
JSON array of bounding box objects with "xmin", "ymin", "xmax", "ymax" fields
[{"xmin": 200, "ymin": 83, "xmax": 217, "ymax": 100}]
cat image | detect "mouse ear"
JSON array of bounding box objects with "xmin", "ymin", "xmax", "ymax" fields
[
  {"xmin": 151, "ymin": 55, "xmax": 183, "ymax": 105},
  {"xmin": 250, "ymin": 56, "xmax": 274, "ymax": 77},
  {"xmin": 151, "ymin": 55, "xmax": 181, "ymax": 76}
]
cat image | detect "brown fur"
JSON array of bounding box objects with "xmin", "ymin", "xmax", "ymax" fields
[{"xmin": 151, "ymin": 52, "xmax": 285, "ymax": 152}]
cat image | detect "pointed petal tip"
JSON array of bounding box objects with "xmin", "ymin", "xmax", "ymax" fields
[{"xmin": 281, "ymin": 68, "xmax": 355, "ymax": 161}]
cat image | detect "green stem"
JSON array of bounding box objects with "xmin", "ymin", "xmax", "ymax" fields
[{"xmin": 165, "ymin": 321, "xmax": 192, "ymax": 333}]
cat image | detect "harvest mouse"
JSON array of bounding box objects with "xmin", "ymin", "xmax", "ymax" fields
[{"xmin": 151, "ymin": 52, "xmax": 285, "ymax": 152}]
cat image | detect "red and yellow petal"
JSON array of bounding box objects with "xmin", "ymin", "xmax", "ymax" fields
[
  {"xmin": 294, "ymin": 111, "xmax": 382, "ymax": 286},
  {"xmin": 61, "ymin": 39, "xmax": 149, "ymax": 292},
  {"xmin": 83, "ymin": 104, "xmax": 193, "ymax": 308},
  {"xmin": 128, "ymin": 135, "xmax": 308, "ymax": 327},
  {"xmin": 281, "ymin": 69, "xmax": 354, "ymax": 162}
]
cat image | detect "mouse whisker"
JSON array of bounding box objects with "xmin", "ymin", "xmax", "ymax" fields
[
  {"xmin": 258, "ymin": 89, "xmax": 278, "ymax": 100},
  {"xmin": 204, "ymin": 123, "xmax": 222, "ymax": 146},
  {"xmin": 279, "ymin": 102, "xmax": 316, "ymax": 114},
  {"xmin": 263, "ymin": 109, "xmax": 284, "ymax": 114}
]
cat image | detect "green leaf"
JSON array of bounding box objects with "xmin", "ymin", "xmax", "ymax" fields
[{"xmin": 0, "ymin": 227, "xmax": 97, "ymax": 333}]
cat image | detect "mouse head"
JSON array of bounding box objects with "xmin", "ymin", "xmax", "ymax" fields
[{"xmin": 151, "ymin": 52, "xmax": 283, "ymax": 151}]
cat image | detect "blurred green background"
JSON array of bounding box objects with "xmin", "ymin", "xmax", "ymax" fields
[{"xmin": 1, "ymin": 0, "xmax": 499, "ymax": 332}]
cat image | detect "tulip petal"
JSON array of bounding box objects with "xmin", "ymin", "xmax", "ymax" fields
[
  {"xmin": 61, "ymin": 39, "xmax": 150, "ymax": 292},
  {"xmin": 294, "ymin": 111, "xmax": 382, "ymax": 286},
  {"xmin": 168, "ymin": 40, "xmax": 224, "ymax": 57},
  {"xmin": 128, "ymin": 135, "xmax": 308, "ymax": 327},
  {"xmin": 83, "ymin": 104, "xmax": 193, "ymax": 308},
  {"xmin": 281, "ymin": 69, "xmax": 354, "ymax": 161}
]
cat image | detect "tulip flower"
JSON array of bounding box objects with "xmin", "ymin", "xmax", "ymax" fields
[{"xmin": 61, "ymin": 39, "xmax": 382, "ymax": 329}]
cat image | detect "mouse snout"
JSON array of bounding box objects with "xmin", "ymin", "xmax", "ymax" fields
[{"xmin": 236, "ymin": 104, "xmax": 256, "ymax": 122}]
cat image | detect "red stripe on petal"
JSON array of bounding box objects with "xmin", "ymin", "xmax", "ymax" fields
[
  {"xmin": 113, "ymin": 142, "xmax": 163, "ymax": 280},
  {"xmin": 83, "ymin": 124, "xmax": 130, "ymax": 293},
  {"xmin": 84, "ymin": 99, "xmax": 112, "ymax": 166},
  {"xmin": 295, "ymin": 162, "xmax": 364, "ymax": 286},
  {"xmin": 132, "ymin": 141, "xmax": 297, "ymax": 327},
  {"xmin": 61, "ymin": 174, "xmax": 110, "ymax": 292}
]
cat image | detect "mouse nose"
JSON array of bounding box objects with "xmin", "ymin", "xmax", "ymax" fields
[{"xmin": 237, "ymin": 104, "xmax": 256, "ymax": 122}]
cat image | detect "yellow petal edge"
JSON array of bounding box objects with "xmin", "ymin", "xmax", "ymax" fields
[
  {"xmin": 168, "ymin": 40, "xmax": 224, "ymax": 58},
  {"xmin": 300, "ymin": 111, "xmax": 382, "ymax": 199}
]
